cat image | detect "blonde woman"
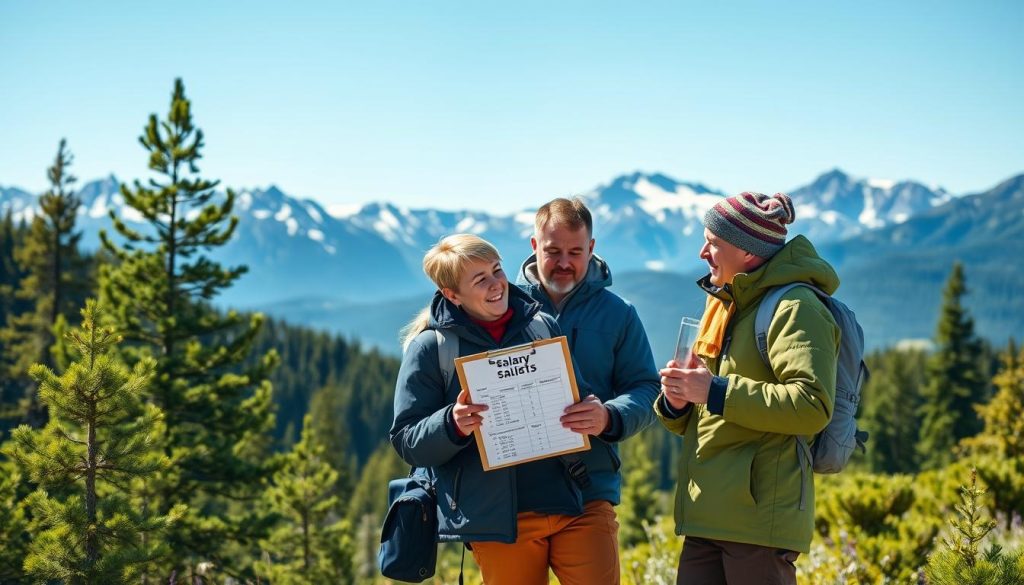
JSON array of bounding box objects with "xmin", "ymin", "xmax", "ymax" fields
[{"xmin": 390, "ymin": 234, "xmax": 616, "ymax": 585}]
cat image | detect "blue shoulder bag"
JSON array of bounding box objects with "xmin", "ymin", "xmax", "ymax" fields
[{"xmin": 378, "ymin": 469, "xmax": 437, "ymax": 582}]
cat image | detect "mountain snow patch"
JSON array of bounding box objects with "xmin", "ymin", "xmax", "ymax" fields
[
  {"xmin": 327, "ymin": 203, "xmax": 360, "ymax": 218},
  {"xmin": 237, "ymin": 192, "xmax": 253, "ymax": 210},
  {"xmin": 275, "ymin": 204, "xmax": 292, "ymax": 221},
  {"xmin": 304, "ymin": 203, "xmax": 323, "ymax": 224},
  {"xmin": 455, "ymin": 216, "xmax": 486, "ymax": 234},
  {"xmin": 88, "ymin": 195, "xmax": 108, "ymax": 218}
]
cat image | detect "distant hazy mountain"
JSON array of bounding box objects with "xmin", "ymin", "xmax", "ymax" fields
[
  {"xmin": 820, "ymin": 173, "xmax": 1024, "ymax": 347},
  {"xmin": 249, "ymin": 174, "xmax": 1024, "ymax": 353},
  {"xmin": 2, "ymin": 168, "xmax": 953, "ymax": 307},
  {"xmin": 3, "ymin": 168, "xmax": 1018, "ymax": 351},
  {"xmin": 0, "ymin": 185, "xmax": 36, "ymax": 220},
  {"xmin": 821, "ymin": 173, "xmax": 1024, "ymax": 267}
]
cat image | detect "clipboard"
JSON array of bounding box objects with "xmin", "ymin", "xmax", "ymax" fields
[{"xmin": 454, "ymin": 336, "xmax": 590, "ymax": 471}]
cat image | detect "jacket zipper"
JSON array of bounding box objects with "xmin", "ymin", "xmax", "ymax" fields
[{"xmin": 450, "ymin": 466, "xmax": 463, "ymax": 511}]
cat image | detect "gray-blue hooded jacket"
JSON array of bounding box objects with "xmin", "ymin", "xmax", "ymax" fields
[
  {"xmin": 390, "ymin": 285, "xmax": 590, "ymax": 543},
  {"xmin": 518, "ymin": 254, "xmax": 660, "ymax": 504}
]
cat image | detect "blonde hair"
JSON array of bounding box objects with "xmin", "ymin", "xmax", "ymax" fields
[
  {"xmin": 534, "ymin": 196, "xmax": 593, "ymax": 237},
  {"xmin": 401, "ymin": 234, "xmax": 502, "ymax": 349}
]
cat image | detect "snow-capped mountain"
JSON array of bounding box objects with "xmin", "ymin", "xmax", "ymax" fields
[
  {"xmin": 577, "ymin": 172, "xmax": 726, "ymax": 271},
  {"xmin": 340, "ymin": 202, "xmax": 534, "ymax": 276},
  {"xmin": 788, "ymin": 169, "xmax": 951, "ymax": 242},
  {"xmin": 0, "ymin": 168, "xmax": 957, "ymax": 307},
  {"xmin": 0, "ymin": 186, "xmax": 37, "ymax": 221},
  {"xmin": 261, "ymin": 173, "xmax": 1024, "ymax": 354}
]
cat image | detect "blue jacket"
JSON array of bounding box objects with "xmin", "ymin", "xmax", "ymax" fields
[
  {"xmin": 518, "ymin": 254, "xmax": 660, "ymax": 504},
  {"xmin": 390, "ymin": 285, "xmax": 589, "ymax": 543}
]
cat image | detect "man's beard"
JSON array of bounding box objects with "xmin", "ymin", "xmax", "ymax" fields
[{"xmin": 542, "ymin": 271, "xmax": 578, "ymax": 295}]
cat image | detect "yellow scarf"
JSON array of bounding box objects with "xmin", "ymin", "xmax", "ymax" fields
[{"xmin": 693, "ymin": 294, "xmax": 735, "ymax": 359}]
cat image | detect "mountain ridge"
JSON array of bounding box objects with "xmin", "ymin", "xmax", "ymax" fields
[{"xmin": 4, "ymin": 168, "xmax": 1021, "ymax": 351}]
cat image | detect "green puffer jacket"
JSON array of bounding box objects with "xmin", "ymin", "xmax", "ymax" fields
[{"xmin": 655, "ymin": 235, "xmax": 840, "ymax": 553}]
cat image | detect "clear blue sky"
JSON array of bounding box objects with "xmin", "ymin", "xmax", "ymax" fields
[{"xmin": 2, "ymin": 0, "xmax": 1021, "ymax": 213}]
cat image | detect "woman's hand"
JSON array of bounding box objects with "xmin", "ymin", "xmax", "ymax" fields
[{"xmin": 453, "ymin": 388, "xmax": 488, "ymax": 437}]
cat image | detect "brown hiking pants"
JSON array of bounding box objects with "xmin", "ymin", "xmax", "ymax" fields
[{"xmin": 676, "ymin": 536, "xmax": 799, "ymax": 585}]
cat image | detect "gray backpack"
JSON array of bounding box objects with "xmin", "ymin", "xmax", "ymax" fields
[{"xmin": 754, "ymin": 283, "xmax": 869, "ymax": 480}]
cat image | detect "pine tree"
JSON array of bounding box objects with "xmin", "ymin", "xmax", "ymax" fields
[
  {"xmin": 962, "ymin": 344, "xmax": 1024, "ymax": 528},
  {"xmin": 0, "ymin": 213, "xmax": 32, "ymax": 428},
  {"xmin": 971, "ymin": 344, "xmax": 1024, "ymax": 459},
  {"xmin": 924, "ymin": 469, "xmax": 1024, "ymax": 585},
  {"xmin": 0, "ymin": 209, "xmax": 21, "ymax": 325},
  {"xmin": 619, "ymin": 437, "xmax": 660, "ymax": 547},
  {"xmin": 917, "ymin": 263, "xmax": 985, "ymax": 469},
  {"xmin": 0, "ymin": 458, "xmax": 31, "ymax": 583},
  {"xmin": 255, "ymin": 414, "xmax": 354, "ymax": 584},
  {"xmin": 98, "ymin": 77, "xmax": 277, "ymax": 576},
  {"xmin": 3, "ymin": 301, "xmax": 182, "ymax": 583},
  {"xmin": 30, "ymin": 139, "xmax": 85, "ymax": 333},
  {"xmin": 251, "ymin": 317, "xmax": 352, "ymax": 450},
  {"xmin": 6, "ymin": 139, "xmax": 89, "ymax": 426},
  {"xmin": 307, "ymin": 384, "xmax": 355, "ymax": 497},
  {"xmin": 344, "ymin": 442, "xmax": 407, "ymax": 580},
  {"xmin": 862, "ymin": 348, "xmax": 927, "ymax": 473}
]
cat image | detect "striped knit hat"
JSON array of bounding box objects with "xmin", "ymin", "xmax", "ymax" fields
[{"xmin": 703, "ymin": 192, "xmax": 796, "ymax": 258}]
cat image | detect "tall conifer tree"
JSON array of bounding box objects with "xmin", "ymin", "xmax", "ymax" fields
[
  {"xmin": 962, "ymin": 344, "xmax": 1024, "ymax": 527},
  {"xmin": 256, "ymin": 414, "xmax": 353, "ymax": 584},
  {"xmin": 862, "ymin": 348, "xmax": 927, "ymax": 473},
  {"xmin": 6, "ymin": 139, "xmax": 88, "ymax": 426},
  {"xmin": 98, "ymin": 78, "xmax": 276, "ymax": 577},
  {"xmin": 618, "ymin": 438, "xmax": 660, "ymax": 546},
  {"xmin": 917, "ymin": 263, "xmax": 985, "ymax": 469},
  {"xmin": 0, "ymin": 459, "xmax": 30, "ymax": 583},
  {"xmin": 0, "ymin": 210, "xmax": 21, "ymax": 325},
  {"xmin": 4, "ymin": 301, "xmax": 181, "ymax": 583},
  {"xmin": 0, "ymin": 210, "xmax": 28, "ymax": 424}
]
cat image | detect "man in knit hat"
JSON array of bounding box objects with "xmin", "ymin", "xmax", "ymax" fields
[{"xmin": 655, "ymin": 192, "xmax": 841, "ymax": 585}]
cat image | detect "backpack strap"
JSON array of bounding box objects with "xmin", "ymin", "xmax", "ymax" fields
[
  {"xmin": 434, "ymin": 329, "xmax": 458, "ymax": 391},
  {"xmin": 525, "ymin": 312, "xmax": 552, "ymax": 340},
  {"xmin": 753, "ymin": 282, "xmax": 828, "ymax": 369},
  {"xmin": 754, "ymin": 282, "xmax": 829, "ymax": 509}
]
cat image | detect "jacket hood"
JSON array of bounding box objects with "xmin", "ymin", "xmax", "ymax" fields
[
  {"xmin": 518, "ymin": 254, "xmax": 613, "ymax": 305},
  {"xmin": 700, "ymin": 235, "xmax": 840, "ymax": 309}
]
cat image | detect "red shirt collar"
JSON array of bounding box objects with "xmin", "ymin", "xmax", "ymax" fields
[{"xmin": 469, "ymin": 307, "xmax": 514, "ymax": 343}]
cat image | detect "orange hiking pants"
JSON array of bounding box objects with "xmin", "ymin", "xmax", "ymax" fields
[{"xmin": 471, "ymin": 500, "xmax": 620, "ymax": 585}]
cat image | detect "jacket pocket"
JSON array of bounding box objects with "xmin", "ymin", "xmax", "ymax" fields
[
  {"xmin": 742, "ymin": 444, "xmax": 759, "ymax": 507},
  {"xmin": 748, "ymin": 448, "xmax": 759, "ymax": 505},
  {"xmin": 699, "ymin": 443, "xmax": 757, "ymax": 509}
]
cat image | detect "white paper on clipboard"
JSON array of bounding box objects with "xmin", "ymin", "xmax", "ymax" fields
[{"xmin": 455, "ymin": 336, "xmax": 589, "ymax": 470}]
